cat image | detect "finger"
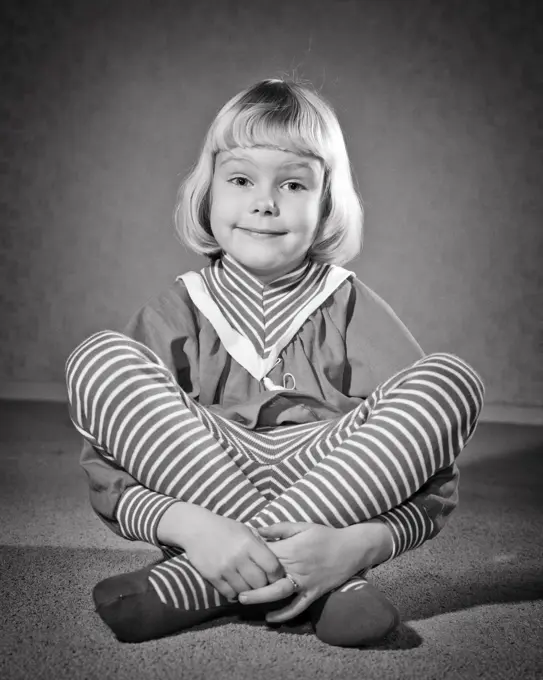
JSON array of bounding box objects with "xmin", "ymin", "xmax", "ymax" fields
[
  {"xmin": 265, "ymin": 592, "xmax": 316, "ymax": 623},
  {"xmin": 224, "ymin": 569, "xmax": 253, "ymax": 596},
  {"xmin": 212, "ymin": 579, "xmax": 239, "ymax": 602},
  {"xmin": 239, "ymin": 560, "xmax": 269, "ymax": 590},
  {"xmin": 257, "ymin": 522, "xmax": 306, "ymax": 540},
  {"xmin": 250, "ymin": 541, "xmax": 285, "ymax": 583},
  {"xmin": 238, "ymin": 576, "xmax": 296, "ymax": 605}
]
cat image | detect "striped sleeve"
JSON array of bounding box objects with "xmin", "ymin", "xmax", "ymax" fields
[
  {"xmin": 377, "ymin": 462, "xmax": 460, "ymax": 561},
  {"xmin": 116, "ymin": 486, "xmax": 178, "ymax": 545},
  {"xmin": 80, "ymin": 439, "xmax": 178, "ymax": 546}
]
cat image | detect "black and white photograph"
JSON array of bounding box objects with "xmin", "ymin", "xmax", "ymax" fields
[{"xmin": 1, "ymin": 1, "xmax": 542, "ymax": 678}]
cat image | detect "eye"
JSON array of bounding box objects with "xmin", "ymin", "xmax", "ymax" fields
[
  {"xmin": 284, "ymin": 181, "xmax": 306, "ymax": 192},
  {"xmin": 228, "ymin": 176, "xmax": 252, "ymax": 187}
]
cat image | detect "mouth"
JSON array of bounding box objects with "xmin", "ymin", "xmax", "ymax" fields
[{"xmin": 236, "ymin": 227, "xmax": 287, "ymax": 238}]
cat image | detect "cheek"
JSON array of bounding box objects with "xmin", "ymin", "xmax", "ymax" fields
[
  {"xmin": 208, "ymin": 195, "xmax": 224, "ymax": 237},
  {"xmin": 300, "ymin": 200, "xmax": 323, "ymax": 233},
  {"xmin": 210, "ymin": 189, "xmax": 238, "ymax": 222}
]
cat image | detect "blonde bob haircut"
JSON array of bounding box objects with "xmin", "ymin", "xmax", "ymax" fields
[{"xmin": 175, "ymin": 78, "xmax": 364, "ymax": 265}]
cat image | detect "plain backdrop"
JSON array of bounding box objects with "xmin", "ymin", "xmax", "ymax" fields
[{"xmin": 1, "ymin": 0, "xmax": 542, "ymax": 408}]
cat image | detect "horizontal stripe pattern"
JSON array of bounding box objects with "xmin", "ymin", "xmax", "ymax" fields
[
  {"xmin": 201, "ymin": 254, "xmax": 332, "ymax": 358},
  {"xmin": 379, "ymin": 502, "xmax": 433, "ymax": 558},
  {"xmin": 117, "ymin": 486, "xmax": 178, "ymax": 545},
  {"xmin": 66, "ymin": 331, "xmax": 484, "ymax": 611},
  {"xmin": 338, "ymin": 577, "xmax": 368, "ymax": 593},
  {"xmin": 66, "ymin": 330, "xmax": 269, "ymax": 537},
  {"xmin": 249, "ymin": 353, "xmax": 484, "ymax": 531}
]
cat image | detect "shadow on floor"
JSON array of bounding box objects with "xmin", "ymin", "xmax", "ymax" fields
[{"xmin": 3, "ymin": 543, "xmax": 542, "ymax": 652}]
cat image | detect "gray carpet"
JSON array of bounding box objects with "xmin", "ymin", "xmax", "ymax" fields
[{"xmin": 1, "ymin": 401, "xmax": 543, "ymax": 680}]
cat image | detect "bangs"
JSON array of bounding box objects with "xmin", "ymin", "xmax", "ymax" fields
[
  {"xmin": 209, "ymin": 81, "xmax": 333, "ymax": 165},
  {"xmin": 176, "ymin": 78, "xmax": 363, "ymax": 265}
]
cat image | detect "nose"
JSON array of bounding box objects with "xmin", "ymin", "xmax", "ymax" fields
[{"xmin": 250, "ymin": 193, "xmax": 279, "ymax": 217}]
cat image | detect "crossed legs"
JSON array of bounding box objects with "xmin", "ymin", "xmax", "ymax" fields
[{"xmin": 66, "ymin": 331, "xmax": 484, "ymax": 641}]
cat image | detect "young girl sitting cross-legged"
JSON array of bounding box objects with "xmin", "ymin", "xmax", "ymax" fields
[{"xmin": 65, "ymin": 78, "xmax": 484, "ymax": 647}]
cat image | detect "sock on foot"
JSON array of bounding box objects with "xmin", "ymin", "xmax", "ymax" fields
[
  {"xmin": 309, "ymin": 577, "xmax": 400, "ymax": 647},
  {"xmin": 93, "ymin": 565, "xmax": 237, "ymax": 643}
]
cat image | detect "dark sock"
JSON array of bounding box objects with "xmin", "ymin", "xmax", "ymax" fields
[
  {"xmin": 309, "ymin": 577, "xmax": 400, "ymax": 647},
  {"xmin": 93, "ymin": 565, "xmax": 237, "ymax": 643}
]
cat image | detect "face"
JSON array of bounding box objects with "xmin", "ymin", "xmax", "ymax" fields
[{"xmin": 209, "ymin": 147, "xmax": 325, "ymax": 282}]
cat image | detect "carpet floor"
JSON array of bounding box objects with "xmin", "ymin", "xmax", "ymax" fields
[{"xmin": 1, "ymin": 400, "xmax": 542, "ymax": 680}]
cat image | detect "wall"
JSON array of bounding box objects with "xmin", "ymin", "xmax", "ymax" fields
[{"xmin": 1, "ymin": 0, "xmax": 542, "ymax": 412}]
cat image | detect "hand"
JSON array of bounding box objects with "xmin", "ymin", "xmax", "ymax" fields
[
  {"xmin": 238, "ymin": 520, "xmax": 393, "ymax": 622},
  {"xmin": 181, "ymin": 510, "xmax": 285, "ymax": 601},
  {"xmin": 238, "ymin": 522, "xmax": 358, "ymax": 622}
]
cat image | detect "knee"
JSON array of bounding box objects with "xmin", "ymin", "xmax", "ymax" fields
[
  {"xmin": 65, "ymin": 331, "xmax": 147, "ymax": 409},
  {"xmin": 65, "ymin": 330, "xmax": 129, "ymax": 383},
  {"xmin": 418, "ymin": 352, "xmax": 485, "ymax": 416}
]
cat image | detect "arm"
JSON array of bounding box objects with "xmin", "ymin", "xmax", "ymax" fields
[
  {"xmin": 83, "ymin": 437, "xmax": 285, "ymax": 597},
  {"xmin": 80, "ymin": 438, "xmax": 178, "ymax": 546},
  {"xmin": 238, "ymin": 463, "xmax": 460, "ymax": 617},
  {"xmin": 78, "ymin": 281, "xmax": 200, "ymax": 547},
  {"xmin": 376, "ymin": 461, "xmax": 460, "ymax": 562},
  {"xmin": 342, "ymin": 278, "xmax": 459, "ymax": 561},
  {"xmin": 339, "ymin": 460, "xmax": 460, "ymax": 572}
]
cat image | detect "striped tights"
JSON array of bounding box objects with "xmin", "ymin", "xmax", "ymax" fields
[{"xmin": 66, "ymin": 331, "xmax": 484, "ymax": 612}]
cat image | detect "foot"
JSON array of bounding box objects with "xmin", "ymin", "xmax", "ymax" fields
[
  {"xmin": 93, "ymin": 565, "xmax": 237, "ymax": 643},
  {"xmin": 308, "ymin": 577, "xmax": 400, "ymax": 647}
]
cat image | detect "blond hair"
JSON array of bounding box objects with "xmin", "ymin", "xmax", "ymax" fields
[{"xmin": 174, "ymin": 78, "xmax": 363, "ymax": 265}]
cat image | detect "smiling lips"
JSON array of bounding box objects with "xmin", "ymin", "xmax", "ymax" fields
[{"xmin": 237, "ymin": 226, "xmax": 287, "ymax": 238}]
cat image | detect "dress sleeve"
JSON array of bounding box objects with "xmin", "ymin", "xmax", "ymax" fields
[
  {"xmin": 343, "ymin": 278, "xmax": 424, "ymax": 396},
  {"xmin": 341, "ymin": 278, "xmax": 459, "ymax": 560},
  {"xmin": 376, "ymin": 462, "xmax": 460, "ymax": 562},
  {"xmin": 78, "ymin": 282, "xmax": 199, "ymax": 546}
]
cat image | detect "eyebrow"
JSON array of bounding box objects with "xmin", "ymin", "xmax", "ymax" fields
[
  {"xmin": 218, "ymin": 156, "xmax": 316, "ymax": 172},
  {"xmin": 217, "ymin": 155, "xmax": 255, "ymax": 169},
  {"xmin": 281, "ymin": 161, "xmax": 315, "ymax": 170}
]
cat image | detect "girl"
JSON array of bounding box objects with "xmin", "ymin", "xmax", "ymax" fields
[{"xmin": 66, "ymin": 78, "xmax": 484, "ymax": 647}]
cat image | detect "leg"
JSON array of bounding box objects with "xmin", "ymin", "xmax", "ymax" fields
[
  {"xmin": 250, "ymin": 352, "xmax": 484, "ymax": 529},
  {"xmin": 229, "ymin": 352, "xmax": 484, "ymax": 646},
  {"xmin": 66, "ymin": 331, "xmax": 270, "ymax": 640},
  {"xmin": 131, "ymin": 347, "xmax": 484, "ymax": 624},
  {"xmin": 68, "ymin": 333, "xmax": 483, "ymax": 642},
  {"xmin": 66, "ymin": 331, "xmax": 268, "ymax": 522},
  {"xmin": 67, "ymin": 333, "xmax": 344, "ymax": 639}
]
